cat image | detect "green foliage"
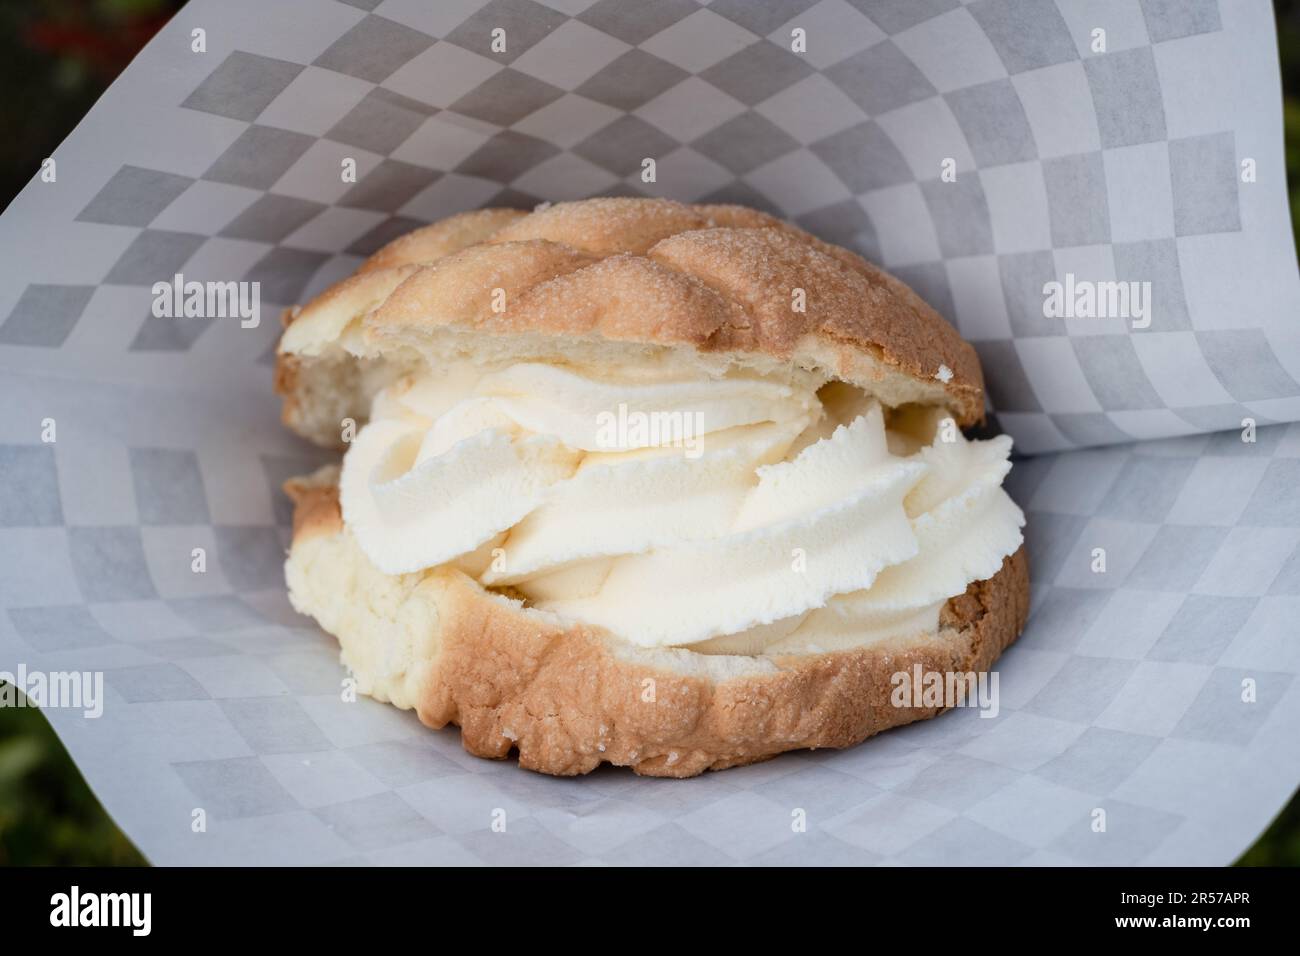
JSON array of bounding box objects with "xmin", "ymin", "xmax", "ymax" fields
[
  {"xmin": 1283, "ymin": 1, "xmax": 1300, "ymax": 252},
  {"xmin": 0, "ymin": 686, "xmax": 146, "ymax": 865},
  {"xmin": 1238, "ymin": 796, "xmax": 1300, "ymax": 866}
]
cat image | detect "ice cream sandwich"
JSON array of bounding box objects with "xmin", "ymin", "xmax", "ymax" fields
[{"xmin": 275, "ymin": 198, "xmax": 1028, "ymax": 778}]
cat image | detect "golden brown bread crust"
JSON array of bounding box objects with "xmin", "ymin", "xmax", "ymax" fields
[
  {"xmin": 276, "ymin": 199, "xmax": 985, "ymax": 442},
  {"xmin": 284, "ymin": 477, "xmax": 1029, "ymax": 778}
]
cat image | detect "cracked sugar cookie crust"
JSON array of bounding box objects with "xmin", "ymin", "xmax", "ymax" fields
[
  {"xmin": 275, "ymin": 199, "xmax": 985, "ymax": 449},
  {"xmin": 284, "ymin": 470, "xmax": 1029, "ymax": 778}
]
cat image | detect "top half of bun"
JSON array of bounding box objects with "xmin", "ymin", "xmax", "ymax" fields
[{"xmin": 275, "ymin": 198, "xmax": 984, "ymax": 448}]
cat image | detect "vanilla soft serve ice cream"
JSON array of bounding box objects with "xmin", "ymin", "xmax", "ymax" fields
[{"xmin": 338, "ymin": 359, "xmax": 1024, "ymax": 656}]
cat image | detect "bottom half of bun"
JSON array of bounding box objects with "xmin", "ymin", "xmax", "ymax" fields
[{"xmin": 284, "ymin": 466, "xmax": 1030, "ymax": 778}]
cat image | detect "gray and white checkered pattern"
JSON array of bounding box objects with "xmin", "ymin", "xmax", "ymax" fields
[
  {"xmin": 1, "ymin": 0, "xmax": 1296, "ymax": 450},
  {"xmin": 2, "ymin": 375, "xmax": 1297, "ymax": 864},
  {"xmin": 0, "ymin": 0, "xmax": 1298, "ymax": 865}
]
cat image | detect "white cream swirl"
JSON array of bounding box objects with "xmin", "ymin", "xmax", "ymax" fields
[{"xmin": 339, "ymin": 360, "xmax": 1024, "ymax": 654}]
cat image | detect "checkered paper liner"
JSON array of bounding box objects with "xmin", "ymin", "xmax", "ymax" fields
[{"xmin": 0, "ymin": 0, "xmax": 1298, "ymax": 865}]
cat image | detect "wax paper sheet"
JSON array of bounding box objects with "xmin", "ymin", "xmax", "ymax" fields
[{"xmin": 1, "ymin": 0, "xmax": 1298, "ymax": 865}]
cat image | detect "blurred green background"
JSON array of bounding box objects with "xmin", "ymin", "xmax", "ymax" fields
[{"xmin": 1, "ymin": 0, "xmax": 1298, "ymax": 866}]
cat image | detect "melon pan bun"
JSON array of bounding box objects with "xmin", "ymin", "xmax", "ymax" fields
[{"xmin": 274, "ymin": 198, "xmax": 1026, "ymax": 778}]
